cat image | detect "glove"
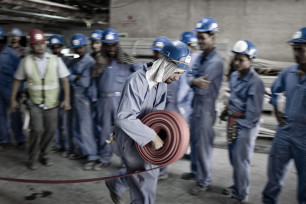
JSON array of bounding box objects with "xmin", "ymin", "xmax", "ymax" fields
[{"xmin": 220, "ymin": 109, "xmax": 229, "ymax": 121}]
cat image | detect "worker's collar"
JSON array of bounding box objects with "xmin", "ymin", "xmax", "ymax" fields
[
  {"xmin": 200, "ymin": 48, "xmax": 216, "ymax": 63},
  {"xmin": 33, "ymin": 52, "xmax": 50, "ymax": 61},
  {"xmin": 0, "ymin": 45, "xmax": 10, "ymax": 54},
  {"xmin": 238, "ymin": 67, "xmax": 255, "ymax": 82},
  {"xmin": 289, "ymin": 64, "xmax": 306, "ymax": 74},
  {"xmin": 78, "ymin": 53, "xmax": 90, "ymax": 63},
  {"xmin": 289, "ymin": 64, "xmax": 299, "ymax": 73}
]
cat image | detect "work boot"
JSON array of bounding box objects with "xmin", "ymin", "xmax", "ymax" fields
[
  {"xmin": 190, "ymin": 184, "xmax": 208, "ymax": 196},
  {"xmin": 27, "ymin": 162, "xmax": 39, "ymax": 170},
  {"xmin": 0, "ymin": 143, "xmax": 12, "ymax": 151},
  {"xmin": 181, "ymin": 172, "xmax": 196, "ymax": 180},
  {"xmin": 226, "ymin": 196, "xmax": 242, "ymax": 204},
  {"xmin": 40, "ymin": 158, "xmax": 53, "ymax": 166},
  {"xmin": 69, "ymin": 153, "xmax": 85, "ymax": 160},
  {"xmin": 83, "ymin": 161, "xmax": 96, "ymax": 170},
  {"xmin": 16, "ymin": 142, "xmax": 26, "ymax": 150},
  {"xmin": 105, "ymin": 179, "xmax": 123, "ymax": 204},
  {"xmin": 94, "ymin": 161, "xmax": 110, "ymax": 170},
  {"xmin": 223, "ymin": 185, "xmax": 234, "ymax": 196},
  {"xmin": 50, "ymin": 146, "xmax": 64, "ymax": 153}
]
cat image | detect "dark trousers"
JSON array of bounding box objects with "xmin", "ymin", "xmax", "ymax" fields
[{"xmin": 27, "ymin": 100, "xmax": 58, "ymax": 162}]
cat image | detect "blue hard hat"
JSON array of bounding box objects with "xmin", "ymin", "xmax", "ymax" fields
[
  {"xmin": 152, "ymin": 36, "xmax": 169, "ymax": 51},
  {"xmin": 288, "ymin": 27, "xmax": 306, "ymax": 43},
  {"xmin": 90, "ymin": 29, "xmax": 103, "ymax": 41},
  {"xmin": 71, "ymin": 33, "xmax": 87, "ymax": 48},
  {"xmin": 160, "ymin": 40, "xmax": 191, "ymax": 71},
  {"xmin": 232, "ymin": 40, "xmax": 257, "ymax": 58},
  {"xmin": 48, "ymin": 34, "xmax": 64, "ymax": 46},
  {"xmin": 194, "ymin": 17, "xmax": 219, "ymax": 33},
  {"xmin": 180, "ymin": 32, "xmax": 198, "ymax": 46},
  {"xmin": 8, "ymin": 28, "xmax": 23, "ymax": 36},
  {"xmin": 101, "ymin": 28, "xmax": 119, "ymax": 43},
  {"xmin": 0, "ymin": 27, "xmax": 4, "ymax": 37}
]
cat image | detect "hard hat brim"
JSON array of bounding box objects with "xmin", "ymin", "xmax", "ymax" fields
[
  {"xmin": 71, "ymin": 44, "xmax": 85, "ymax": 48},
  {"xmin": 174, "ymin": 61, "xmax": 191, "ymax": 71},
  {"xmin": 151, "ymin": 47, "xmax": 162, "ymax": 51},
  {"xmin": 102, "ymin": 40, "xmax": 119, "ymax": 43},
  {"xmin": 49, "ymin": 43, "xmax": 63, "ymax": 46},
  {"xmin": 30, "ymin": 40, "xmax": 46, "ymax": 44},
  {"xmin": 8, "ymin": 33, "xmax": 22, "ymax": 37},
  {"xmin": 288, "ymin": 39, "xmax": 306, "ymax": 43},
  {"xmin": 90, "ymin": 38, "xmax": 101, "ymax": 41},
  {"xmin": 194, "ymin": 29, "xmax": 219, "ymax": 33},
  {"xmin": 231, "ymin": 50, "xmax": 256, "ymax": 58}
]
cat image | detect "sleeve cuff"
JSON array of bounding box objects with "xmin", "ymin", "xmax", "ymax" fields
[{"xmin": 269, "ymin": 96, "xmax": 278, "ymax": 106}]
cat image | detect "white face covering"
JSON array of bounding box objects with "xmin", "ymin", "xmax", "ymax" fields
[{"xmin": 146, "ymin": 57, "xmax": 182, "ymax": 90}]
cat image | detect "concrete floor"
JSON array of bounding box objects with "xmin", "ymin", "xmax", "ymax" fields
[{"xmin": 0, "ymin": 134, "xmax": 298, "ymax": 204}]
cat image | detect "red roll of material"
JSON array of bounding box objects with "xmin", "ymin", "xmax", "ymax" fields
[{"xmin": 136, "ymin": 110, "xmax": 190, "ymax": 167}]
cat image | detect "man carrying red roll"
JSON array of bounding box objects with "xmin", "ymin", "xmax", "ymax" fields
[{"xmin": 105, "ymin": 40, "xmax": 191, "ymax": 204}]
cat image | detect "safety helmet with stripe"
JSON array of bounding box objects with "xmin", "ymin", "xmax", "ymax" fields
[
  {"xmin": 101, "ymin": 28, "xmax": 119, "ymax": 43},
  {"xmin": 180, "ymin": 31, "xmax": 198, "ymax": 46},
  {"xmin": 160, "ymin": 40, "xmax": 191, "ymax": 71},
  {"xmin": 29, "ymin": 29, "xmax": 46, "ymax": 44},
  {"xmin": 8, "ymin": 28, "xmax": 23, "ymax": 36},
  {"xmin": 90, "ymin": 29, "xmax": 103, "ymax": 41},
  {"xmin": 71, "ymin": 33, "xmax": 87, "ymax": 48},
  {"xmin": 232, "ymin": 40, "xmax": 257, "ymax": 58},
  {"xmin": 152, "ymin": 36, "xmax": 169, "ymax": 51},
  {"xmin": 194, "ymin": 17, "xmax": 219, "ymax": 33},
  {"xmin": 48, "ymin": 34, "xmax": 64, "ymax": 46},
  {"xmin": 288, "ymin": 27, "xmax": 306, "ymax": 44}
]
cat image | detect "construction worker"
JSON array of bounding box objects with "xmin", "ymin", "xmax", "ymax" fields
[
  {"xmin": 48, "ymin": 34, "xmax": 73, "ymax": 157},
  {"xmin": 89, "ymin": 29, "xmax": 103, "ymax": 146},
  {"xmin": 151, "ymin": 36, "xmax": 171, "ymax": 180},
  {"xmin": 10, "ymin": 29, "xmax": 71, "ymax": 170},
  {"xmin": 93, "ymin": 28, "xmax": 141, "ymax": 170},
  {"xmin": 105, "ymin": 40, "xmax": 191, "ymax": 204},
  {"xmin": 48, "ymin": 34, "xmax": 71, "ymax": 65},
  {"xmin": 220, "ymin": 40, "xmax": 265, "ymax": 204},
  {"xmin": 89, "ymin": 29, "xmax": 105, "ymax": 77},
  {"xmin": 90, "ymin": 29, "xmax": 103, "ymax": 59},
  {"xmin": 262, "ymin": 27, "xmax": 306, "ymax": 204},
  {"xmin": 0, "ymin": 27, "xmax": 25, "ymax": 150},
  {"xmin": 68, "ymin": 33, "xmax": 98, "ymax": 170},
  {"xmin": 178, "ymin": 31, "xmax": 199, "ymax": 121},
  {"xmin": 181, "ymin": 17, "xmax": 224, "ymax": 196},
  {"xmin": 8, "ymin": 28, "xmax": 27, "ymax": 58},
  {"xmin": 152, "ymin": 36, "xmax": 169, "ymax": 61}
]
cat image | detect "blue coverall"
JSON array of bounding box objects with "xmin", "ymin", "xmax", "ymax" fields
[
  {"xmin": 94, "ymin": 60, "xmax": 141, "ymax": 163},
  {"xmin": 54, "ymin": 55, "xmax": 73, "ymax": 152},
  {"xmin": 177, "ymin": 52, "xmax": 199, "ymax": 121},
  {"xmin": 228, "ymin": 68, "xmax": 265, "ymax": 200},
  {"xmin": 0, "ymin": 45, "xmax": 24, "ymax": 145},
  {"xmin": 68, "ymin": 53, "xmax": 97, "ymax": 161},
  {"xmin": 262, "ymin": 65, "xmax": 306, "ymax": 204},
  {"xmin": 107, "ymin": 63, "xmax": 167, "ymax": 204},
  {"xmin": 165, "ymin": 81, "xmax": 179, "ymax": 113},
  {"xmin": 187, "ymin": 48, "xmax": 224, "ymax": 187}
]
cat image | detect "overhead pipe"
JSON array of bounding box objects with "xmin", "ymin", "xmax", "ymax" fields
[
  {"xmin": 0, "ymin": 8, "xmax": 91, "ymax": 26},
  {"xmin": 25, "ymin": 0, "xmax": 79, "ymax": 10}
]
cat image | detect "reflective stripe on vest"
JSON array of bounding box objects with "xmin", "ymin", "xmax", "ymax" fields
[{"xmin": 24, "ymin": 54, "xmax": 60, "ymax": 109}]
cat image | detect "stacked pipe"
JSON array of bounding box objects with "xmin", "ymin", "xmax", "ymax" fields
[{"xmin": 136, "ymin": 110, "xmax": 190, "ymax": 167}]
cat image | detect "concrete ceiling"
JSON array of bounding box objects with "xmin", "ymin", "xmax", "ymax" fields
[{"xmin": 0, "ymin": 0, "xmax": 110, "ymax": 28}]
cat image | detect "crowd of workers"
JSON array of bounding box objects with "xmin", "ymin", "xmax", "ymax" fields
[{"xmin": 0, "ymin": 16, "xmax": 305, "ymax": 204}]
